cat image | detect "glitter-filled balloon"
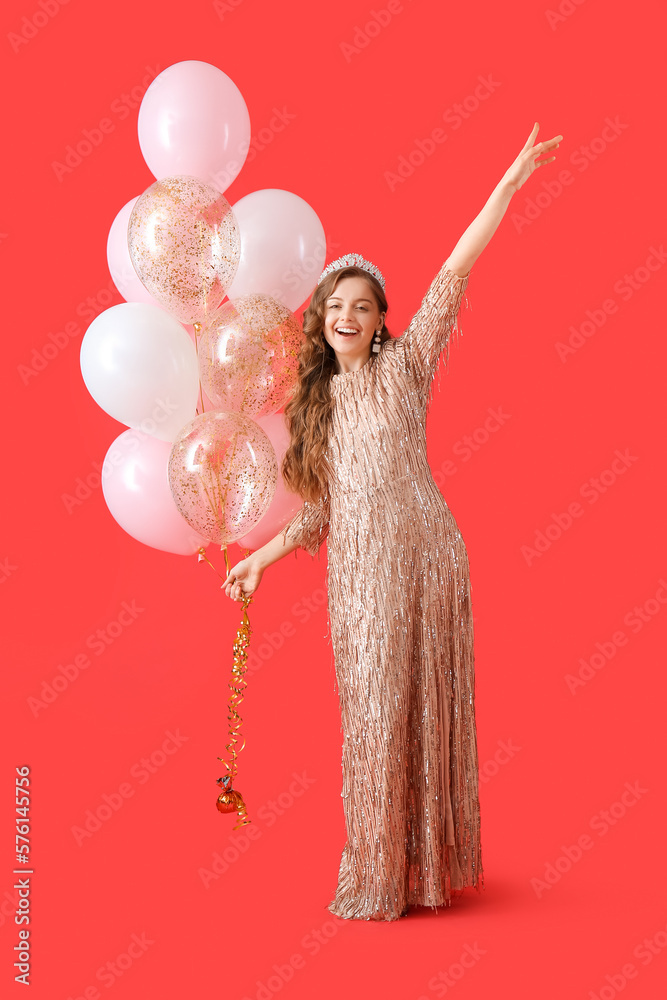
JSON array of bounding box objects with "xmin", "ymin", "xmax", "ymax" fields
[
  {"xmin": 128, "ymin": 176, "xmax": 241, "ymax": 325},
  {"xmin": 168, "ymin": 411, "xmax": 277, "ymax": 546},
  {"xmin": 197, "ymin": 294, "xmax": 304, "ymax": 416}
]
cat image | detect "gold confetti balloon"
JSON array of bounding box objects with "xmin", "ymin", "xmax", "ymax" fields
[
  {"xmin": 197, "ymin": 294, "xmax": 304, "ymax": 416},
  {"xmin": 127, "ymin": 176, "xmax": 241, "ymax": 325},
  {"xmin": 167, "ymin": 411, "xmax": 277, "ymax": 546}
]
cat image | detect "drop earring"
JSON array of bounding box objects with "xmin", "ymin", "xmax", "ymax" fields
[{"xmin": 372, "ymin": 326, "xmax": 382, "ymax": 354}]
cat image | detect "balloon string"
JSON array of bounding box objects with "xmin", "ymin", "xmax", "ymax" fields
[
  {"xmin": 198, "ymin": 546, "xmax": 254, "ymax": 830},
  {"xmin": 218, "ymin": 592, "xmax": 253, "ymax": 781},
  {"xmin": 219, "ymin": 591, "xmax": 254, "ymax": 830},
  {"xmin": 198, "ymin": 547, "xmax": 252, "ymax": 830},
  {"xmin": 200, "ymin": 468, "xmax": 228, "ymax": 542},
  {"xmin": 218, "ymin": 437, "xmax": 240, "ymax": 552},
  {"xmin": 197, "ymin": 546, "xmax": 240, "ymax": 582},
  {"xmin": 197, "ymin": 546, "xmax": 226, "ymax": 581},
  {"xmin": 193, "ymin": 322, "xmax": 205, "ymax": 417}
]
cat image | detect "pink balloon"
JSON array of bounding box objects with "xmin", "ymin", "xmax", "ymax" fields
[
  {"xmin": 137, "ymin": 60, "xmax": 251, "ymax": 191},
  {"xmin": 226, "ymin": 189, "xmax": 327, "ymax": 311},
  {"xmin": 101, "ymin": 430, "xmax": 208, "ymax": 556},
  {"xmin": 235, "ymin": 413, "xmax": 302, "ymax": 551},
  {"xmin": 107, "ymin": 198, "xmax": 164, "ymax": 308}
]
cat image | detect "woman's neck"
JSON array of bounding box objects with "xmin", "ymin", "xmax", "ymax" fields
[{"xmin": 333, "ymin": 347, "xmax": 372, "ymax": 374}]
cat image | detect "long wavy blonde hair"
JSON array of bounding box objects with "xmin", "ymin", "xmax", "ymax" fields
[{"xmin": 281, "ymin": 265, "xmax": 392, "ymax": 503}]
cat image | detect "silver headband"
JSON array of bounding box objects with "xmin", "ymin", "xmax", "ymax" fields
[{"xmin": 317, "ymin": 252, "xmax": 386, "ymax": 291}]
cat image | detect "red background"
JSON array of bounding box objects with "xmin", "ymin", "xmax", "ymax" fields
[{"xmin": 2, "ymin": 1, "xmax": 666, "ymax": 997}]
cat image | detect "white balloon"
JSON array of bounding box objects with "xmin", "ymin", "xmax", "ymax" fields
[
  {"xmin": 80, "ymin": 303, "xmax": 200, "ymax": 442},
  {"xmin": 226, "ymin": 189, "xmax": 327, "ymax": 311}
]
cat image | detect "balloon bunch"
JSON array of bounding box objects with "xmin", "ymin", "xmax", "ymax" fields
[
  {"xmin": 79, "ymin": 60, "xmax": 327, "ymax": 817},
  {"xmin": 81, "ymin": 59, "xmax": 326, "ymax": 557}
]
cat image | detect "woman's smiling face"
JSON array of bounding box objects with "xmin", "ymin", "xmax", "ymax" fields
[{"xmin": 322, "ymin": 275, "xmax": 385, "ymax": 371}]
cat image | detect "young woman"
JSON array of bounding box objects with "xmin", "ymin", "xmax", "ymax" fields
[{"xmin": 223, "ymin": 123, "xmax": 563, "ymax": 921}]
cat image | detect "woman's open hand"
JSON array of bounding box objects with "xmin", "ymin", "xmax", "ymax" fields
[
  {"xmin": 503, "ymin": 123, "xmax": 564, "ymax": 193},
  {"xmin": 223, "ymin": 554, "xmax": 265, "ymax": 603}
]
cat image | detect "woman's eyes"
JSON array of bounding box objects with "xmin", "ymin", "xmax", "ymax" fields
[{"xmin": 329, "ymin": 304, "xmax": 367, "ymax": 310}]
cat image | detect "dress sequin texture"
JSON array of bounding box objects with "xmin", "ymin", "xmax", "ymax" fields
[{"xmin": 282, "ymin": 263, "xmax": 484, "ymax": 920}]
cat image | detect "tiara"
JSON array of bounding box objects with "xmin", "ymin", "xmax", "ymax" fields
[{"xmin": 317, "ymin": 252, "xmax": 385, "ymax": 290}]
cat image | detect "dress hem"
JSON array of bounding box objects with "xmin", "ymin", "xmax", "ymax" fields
[{"xmin": 326, "ymin": 881, "xmax": 484, "ymax": 922}]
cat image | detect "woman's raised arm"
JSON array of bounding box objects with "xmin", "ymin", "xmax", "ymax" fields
[
  {"xmin": 387, "ymin": 123, "xmax": 563, "ymax": 394},
  {"xmin": 445, "ymin": 122, "xmax": 563, "ymax": 277}
]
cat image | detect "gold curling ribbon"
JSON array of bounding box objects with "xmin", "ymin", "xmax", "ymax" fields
[{"xmin": 198, "ymin": 546, "xmax": 254, "ymax": 829}]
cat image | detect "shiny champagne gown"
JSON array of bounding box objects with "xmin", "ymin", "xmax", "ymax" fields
[{"xmin": 282, "ymin": 263, "xmax": 484, "ymax": 920}]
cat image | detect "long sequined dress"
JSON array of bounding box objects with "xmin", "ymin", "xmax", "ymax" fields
[{"xmin": 282, "ymin": 262, "xmax": 484, "ymax": 921}]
